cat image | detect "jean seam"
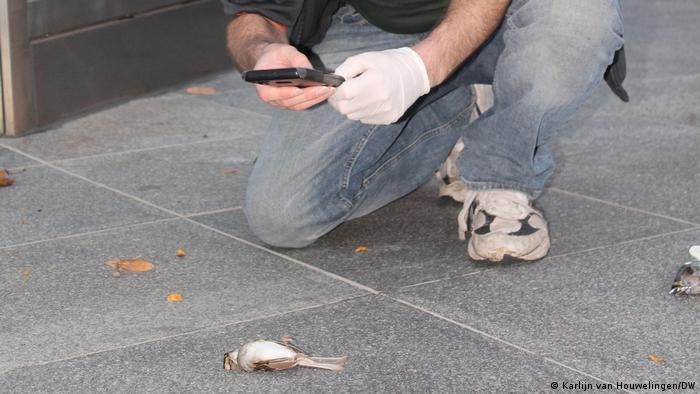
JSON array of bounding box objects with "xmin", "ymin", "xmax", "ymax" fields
[
  {"xmin": 362, "ymin": 100, "xmax": 476, "ymax": 187},
  {"xmin": 341, "ymin": 125, "xmax": 381, "ymax": 190}
]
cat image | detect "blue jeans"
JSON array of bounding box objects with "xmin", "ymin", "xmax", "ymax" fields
[{"xmin": 244, "ymin": 0, "xmax": 624, "ymax": 247}]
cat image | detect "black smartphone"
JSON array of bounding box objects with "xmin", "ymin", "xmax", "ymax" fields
[{"xmin": 242, "ymin": 68, "xmax": 345, "ymax": 87}]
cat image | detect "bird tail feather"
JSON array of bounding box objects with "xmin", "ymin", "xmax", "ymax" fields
[{"xmin": 297, "ymin": 356, "xmax": 348, "ymax": 371}]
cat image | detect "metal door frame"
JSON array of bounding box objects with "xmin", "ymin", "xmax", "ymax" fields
[
  {"xmin": 1, "ymin": 0, "xmax": 231, "ymax": 137},
  {"xmin": 0, "ymin": 0, "xmax": 35, "ymax": 137}
]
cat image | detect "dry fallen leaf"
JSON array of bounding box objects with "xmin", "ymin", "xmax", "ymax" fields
[
  {"xmin": 177, "ymin": 249, "xmax": 186, "ymax": 257},
  {"xmin": 167, "ymin": 293, "xmax": 183, "ymax": 302},
  {"xmin": 648, "ymin": 354, "xmax": 666, "ymax": 364},
  {"xmin": 222, "ymin": 168, "xmax": 238, "ymax": 175},
  {"xmin": 185, "ymin": 86, "xmax": 217, "ymax": 96},
  {"xmin": 354, "ymin": 246, "xmax": 369, "ymax": 253},
  {"xmin": 0, "ymin": 169, "xmax": 14, "ymax": 187},
  {"xmin": 105, "ymin": 259, "xmax": 155, "ymax": 273},
  {"xmin": 20, "ymin": 218, "xmax": 28, "ymax": 225}
]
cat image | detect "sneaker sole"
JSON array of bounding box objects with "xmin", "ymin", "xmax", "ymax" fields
[{"xmin": 468, "ymin": 236, "xmax": 550, "ymax": 263}]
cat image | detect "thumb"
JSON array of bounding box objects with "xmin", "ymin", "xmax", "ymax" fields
[{"xmin": 334, "ymin": 54, "xmax": 370, "ymax": 80}]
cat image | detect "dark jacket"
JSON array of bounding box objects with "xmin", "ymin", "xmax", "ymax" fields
[{"xmin": 222, "ymin": 0, "xmax": 628, "ymax": 102}]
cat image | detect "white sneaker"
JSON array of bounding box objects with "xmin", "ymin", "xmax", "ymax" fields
[
  {"xmin": 436, "ymin": 139, "xmax": 468, "ymax": 202},
  {"xmin": 458, "ymin": 189, "xmax": 550, "ymax": 262}
]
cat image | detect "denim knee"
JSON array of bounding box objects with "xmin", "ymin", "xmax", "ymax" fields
[
  {"xmin": 502, "ymin": 3, "xmax": 623, "ymax": 112},
  {"xmin": 243, "ymin": 175, "xmax": 347, "ymax": 248},
  {"xmin": 242, "ymin": 192, "xmax": 321, "ymax": 249}
]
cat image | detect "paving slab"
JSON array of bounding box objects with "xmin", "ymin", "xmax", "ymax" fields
[
  {"xmin": 546, "ymin": 0, "xmax": 700, "ymax": 148},
  {"xmin": 622, "ymin": 0, "xmax": 700, "ymax": 81},
  {"xmin": 194, "ymin": 182, "xmax": 479, "ymax": 291},
  {"xmin": 550, "ymin": 123, "xmax": 700, "ymax": 224},
  {"xmin": 537, "ymin": 189, "xmax": 691, "ymax": 256},
  {"xmin": 0, "ymin": 166, "xmax": 170, "ymax": 247},
  {"xmin": 0, "ymin": 146, "xmax": 38, "ymax": 169},
  {"xmin": 193, "ymin": 179, "xmax": 688, "ymax": 291},
  {"xmin": 393, "ymin": 229, "xmax": 700, "ymax": 385},
  {"xmin": 569, "ymin": 74, "xmax": 700, "ymax": 133},
  {"xmin": 2, "ymin": 93, "xmax": 269, "ymax": 161},
  {"xmin": 0, "ymin": 219, "xmax": 363, "ymax": 373},
  {"xmin": 1, "ymin": 296, "xmax": 590, "ymax": 393},
  {"xmin": 178, "ymin": 72, "xmax": 279, "ymax": 117},
  {"xmin": 58, "ymin": 136, "xmax": 261, "ymax": 215},
  {"xmin": 552, "ymin": 101, "xmax": 695, "ymax": 159},
  {"xmin": 613, "ymin": 76, "xmax": 700, "ymax": 130}
]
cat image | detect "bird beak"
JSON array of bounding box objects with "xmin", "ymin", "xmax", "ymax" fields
[{"xmin": 223, "ymin": 352, "xmax": 242, "ymax": 371}]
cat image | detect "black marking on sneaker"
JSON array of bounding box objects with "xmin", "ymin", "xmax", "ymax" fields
[
  {"xmin": 508, "ymin": 214, "xmax": 539, "ymax": 236},
  {"xmin": 474, "ymin": 213, "xmax": 495, "ymax": 235},
  {"xmin": 501, "ymin": 254, "xmax": 526, "ymax": 264}
]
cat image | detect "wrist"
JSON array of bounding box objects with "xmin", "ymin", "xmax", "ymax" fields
[
  {"xmin": 412, "ymin": 41, "xmax": 447, "ymax": 87},
  {"xmin": 253, "ymin": 42, "xmax": 281, "ymax": 60},
  {"xmin": 245, "ymin": 42, "xmax": 286, "ymax": 70}
]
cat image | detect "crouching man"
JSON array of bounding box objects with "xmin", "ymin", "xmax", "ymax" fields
[{"xmin": 222, "ymin": 0, "xmax": 626, "ymax": 262}]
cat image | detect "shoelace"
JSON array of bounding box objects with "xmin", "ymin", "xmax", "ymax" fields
[
  {"xmin": 457, "ymin": 190, "xmax": 532, "ymax": 241},
  {"xmin": 458, "ymin": 190, "xmax": 477, "ymax": 240}
]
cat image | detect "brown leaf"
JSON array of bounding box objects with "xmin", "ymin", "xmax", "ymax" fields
[
  {"xmin": 185, "ymin": 86, "xmax": 217, "ymax": 96},
  {"xmin": 20, "ymin": 218, "xmax": 28, "ymax": 225},
  {"xmin": 176, "ymin": 249, "xmax": 186, "ymax": 257},
  {"xmin": 0, "ymin": 169, "xmax": 14, "ymax": 187},
  {"xmin": 167, "ymin": 293, "xmax": 183, "ymax": 302},
  {"xmin": 648, "ymin": 354, "xmax": 666, "ymax": 364},
  {"xmin": 105, "ymin": 259, "xmax": 155, "ymax": 273},
  {"xmin": 222, "ymin": 168, "xmax": 238, "ymax": 175},
  {"xmin": 354, "ymin": 246, "xmax": 369, "ymax": 253}
]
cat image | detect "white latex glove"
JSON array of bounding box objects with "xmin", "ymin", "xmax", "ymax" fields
[{"xmin": 329, "ymin": 47, "xmax": 431, "ymax": 125}]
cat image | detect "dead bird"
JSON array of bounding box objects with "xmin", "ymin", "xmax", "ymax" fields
[
  {"xmin": 670, "ymin": 261, "xmax": 700, "ymax": 295},
  {"xmin": 223, "ymin": 337, "xmax": 347, "ymax": 372}
]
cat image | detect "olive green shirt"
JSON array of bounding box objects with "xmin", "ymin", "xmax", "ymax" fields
[{"xmin": 345, "ymin": 0, "xmax": 450, "ymax": 34}]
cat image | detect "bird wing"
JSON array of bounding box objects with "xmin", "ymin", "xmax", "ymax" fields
[
  {"xmin": 272, "ymin": 339, "xmax": 307, "ymax": 355},
  {"xmin": 253, "ymin": 356, "xmax": 298, "ymax": 371}
]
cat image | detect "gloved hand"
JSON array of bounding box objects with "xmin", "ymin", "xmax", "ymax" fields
[{"xmin": 329, "ymin": 47, "xmax": 431, "ymax": 125}]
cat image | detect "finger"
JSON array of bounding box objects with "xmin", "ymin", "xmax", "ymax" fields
[
  {"xmin": 288, "ymin": 93, "xmax": 333, "ymax": 111},
  {"xmin": 334, "ymin": 54, "xmax": 371, "ymax": 80},
  {"xmin": 358, "ymin": 112, "xmax": 396, "ymax": 125},
  {"xmin": 345, "ymin": 105, "xmax": 382, "ymax": 121},
  {"xmin": 331, "ymin": 68, "xmax": 384, "ymax": 103},
  {"xmin": 330, "ymin": 94, "xmax": 378, "ymax": 117},
  {"xmin": 329, "ymin": 77, "xmax": 383, "ymax": 115},
  {"xmin": 257, "ymin": 85, "xmax": 304, "ymax": 102},
  {"xmin": 272, "ymin": 86, "xmax": 332, "ymax": 108}
]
